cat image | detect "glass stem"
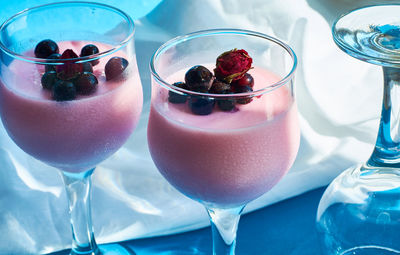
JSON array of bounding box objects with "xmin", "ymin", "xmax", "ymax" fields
[
  {"xmin": 367, "ymin": 67, "xmax": 400, "ymax": 168},
  {"xmin": 205, "ymin": 205, "xmax": 245, "ymax": 255},
  {"xmin": 61, "ymin": 168, "xmax": 100, "ymax": 255}
]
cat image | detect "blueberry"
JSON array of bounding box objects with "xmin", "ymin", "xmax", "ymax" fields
[
  {"xmin": 45, "ymin": 53, "xmax": 61, "ymax": 72},
  {"xmin": 75, "ymin": 72, "xmax": 98, "ymax": 95},
  {"xmin": 234, "ymin": 85, "xmax": 253, "ymax": 104},
  {"xmin": 41, "ymin": 71, "xmax": 58, "ymax": 90},
  {"xmin": 48, "ymin": 53, "xmax": 61, "ymax": 60},
  {"xmin": 45, "ymin": 65, "xmax": 56, "ymax": 73},
  {"xmin": 168, "ymin": 82, "xmax": 188, "ymax": 104},
  {"xmin": 217, "ymin": 94, "xmax": 236, "ymax": 111},
  {"xmin": 52, "ymin": 80, "xmax": 76, "ymax": 101},
  {"xmin": 185, "ymin": 65, "xmax": 214, "ymax": 92},
  {"xmin": 82, "ymin": 62, "xmax": 93, "ymax": 73},
  {"xmin": 233, "ymin": 73, "xmax": 254, "ymax": 88},
  {"xmin": 80, "ymin": 44, "xmax": 100, "ymax": 66},
  {"xmin": 34, "ymin": 39, "xmax": 59, "ymax": 58},
  {"xmin": 188, "ymin": 96, "xmax": 215, "ymax": 115},
  {"xmin": 209, "ymin": 79, "xmax": 231, "ymax": 94},
  {"xmin": 105, "ymin": 57, "xmax": 129, "ymax": 80}
]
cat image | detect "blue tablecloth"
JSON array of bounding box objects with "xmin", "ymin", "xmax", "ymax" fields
[{"xmin": 50, "ymin": 187, "xmax": 325, "ymax": 255}]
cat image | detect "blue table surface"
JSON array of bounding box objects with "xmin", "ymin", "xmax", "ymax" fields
[{"xmin": 51, "ymin": 187, "xmax": 326, "ymax": 255}]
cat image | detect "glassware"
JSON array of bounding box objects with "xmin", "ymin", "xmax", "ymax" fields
[
  {"xmin": 148, "ymin": 29, "xmax": 299, "ymax": 255},
  {"xmin": 0, "ymin": 2, "xmax": 142, "ymax": 254},
  {"xmin": 316, "ymin": 5, "xmax": 400, "ymax": 255}
]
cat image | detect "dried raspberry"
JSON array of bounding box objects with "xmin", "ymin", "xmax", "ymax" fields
[
  {"xmin": 56, "ymin": 49, "xmax": 83, "ymax": 80},
  {"xmin": 214, "ymin": 49, "xmax": 252, "ymax": 83}
]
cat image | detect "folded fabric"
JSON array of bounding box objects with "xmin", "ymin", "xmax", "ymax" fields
[{"xmin": 0, "ymin": 0, "xmax": 386, "ymax": 254}]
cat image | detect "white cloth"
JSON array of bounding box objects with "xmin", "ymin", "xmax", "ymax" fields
[{"xmin": 0, "ymin": 0, "xmax": 389, "ymax": 254}]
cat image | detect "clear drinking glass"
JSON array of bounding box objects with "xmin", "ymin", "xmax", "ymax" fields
[
  {"xmin": 0, "ymin": 2, "xmax": 142, "ymax": 254},
  {"xmin": 317, "ymin": 5, "xmax": 400, "ymax": 255},
  {"xmin": 148, "ymin": 29, "xmax": 299, "ymax": 254}
]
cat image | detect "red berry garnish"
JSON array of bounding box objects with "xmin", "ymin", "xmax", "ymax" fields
[
  {"xmin": 105, "ymin": 57, "xmax": 129, "ymax": 80},
  {"xmin": 56, "ymin": 49, "xmax": 83, "ymax": 80},
  {"xmin": 75, "ymin": 72, "xmax": 98, "ymax": 95},
  {"xmin": 60, "ymin": 49, "xmax": 79, "ymax": 59},
  {"xmin": 233, "ymin": 73, "xmax": 254, "ymax": 88},
  {"xmin": 80, "ymin": 44, "xmax": 100, "ymax": 66},
  {"xmin": 34, "ymin": 39, "xmax": 59, "ymax": 58},
  {"xmin": 214, "ymin": 49, "xmax": 252, "ymax": 83}
]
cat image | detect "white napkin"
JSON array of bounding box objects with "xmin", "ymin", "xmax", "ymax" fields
[{"xmin": 0, "ymin": 0, "xmax": 389, "ymax": 254}]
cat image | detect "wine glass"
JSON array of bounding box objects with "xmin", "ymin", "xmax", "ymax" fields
[
  {"xmin": 0, "ymin": 2, "xmax": 142, "ymax": 254},
  {"xmin": 148, "ymin": 29, "xmax": 299, "ymax": 254},
  {"xmin": 316, "ymin": 5, "xmax": 400, "ymax": 255}
]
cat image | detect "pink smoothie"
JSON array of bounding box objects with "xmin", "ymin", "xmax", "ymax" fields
[
  {"xmin": 147, "ymin": 67, "xmax": 300, "ymax": 207},
  {"xmin": 0, "ymin": 41, "xmax": 143, "ymax": 172}
]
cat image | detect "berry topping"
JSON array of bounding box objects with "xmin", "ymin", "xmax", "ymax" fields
[
  {"xmin": 82, "ymin": 62, "xmax": 93, "ymax": 73},
  {"xmin": 45, "ymin": 53, "xmax": 62, "ymax": 72},
  {"xmin": 60, "ymin": 49, "xmax": 79, "ymax": 59},
  {"xmin": 34, "ymin": 39, "xmax": 59, "ymax": 58},
  {"xmin": 105, "ymin": 57, "xmax": 129, "ymax": 80},
  {"xmin": 209, "ymin": 79, "xmax": 231, "ymax": 94},
  {"xmin": 233, "ymin": 73, "xmax": 254, "ymax": 88},
  {"xmin": 45, "ymin": 65, "xmax": 56, "ymax": 73},
  {"xmin": 48, "ymin": 53, "xmax": 61, "ymax": 59},
  {"xmin": 75, "ymin": 72, "xmax": 98, "ymax": 95},
  {"xmin": 56, "ymin": 49, "xmax": 83, "ymax": 80},
  {"xmin": 41, "ymin": 71, "xmax": 58, "ymax": 90},
  {"xmin": 52, "ymin": 80, "xmax": 76, "ymax": 101},
  {"xmin": 217, "ymin": 96, "xmax": 236, "ymax": 112},
  {"xmin": 185, "ymin": 65, "xmax": 214, "ymax": 92},
  {"xmin": 80, "ymin": 44, "xmax": 100, "ymax": 66},
  {"xmin": 168, "ymin": 48, "xmax": 255, "ymax": 114},
  {"xmin": 168, "ymin": 82, "xmax": 188, "ymax": 104},
  {"xmin": 214, "ymin": 49, "xmax": 252, "ymax": 83},
  {"xmin": 188, "ymin": 96, "xmax": 215, "ymax": 115},
  {"xmin": 234, "ymin": 85, "xmax": 253, "ymax": 104}
]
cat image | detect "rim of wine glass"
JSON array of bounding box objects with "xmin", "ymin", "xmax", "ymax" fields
[
  {"xmin": 149, "ymin": 29, "xmax": 298, "ymax": 98},
  {"xmin": 0, "ymin": 1, "xmax": 135, "ymax": 64},
  {"xmin": 332, "ymin": 4, "xmax": 400, "ymax": 66}
]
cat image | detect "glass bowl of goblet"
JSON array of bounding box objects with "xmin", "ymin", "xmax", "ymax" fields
[
  {"xmin": 148, "ymin": 29, "xmax": 299, "ymax": 255},
  {"xmin": 0, "ymin": 2, "xmax": 143, "ymax": 254}
]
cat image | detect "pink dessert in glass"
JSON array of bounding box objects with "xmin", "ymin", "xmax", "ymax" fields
[
  {"xmin": 148, "ymin": 29, "xmax": 298, "ymax": 254},
  {"xmin": 0, "ymin": 3, "xmax": 143, "ymax": 254},
  {"xmin": 0, "ymin": 41, "xmax": 143, "ymax": 172},
  {"xmin": 148, "ymin": 66, "xmax": 299, "ymax": 206}
]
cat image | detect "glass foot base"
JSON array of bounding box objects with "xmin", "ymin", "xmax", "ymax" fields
[
  {"xmin": 341, "ymin": 246, "xmax": 400, "ymax": 255},
  {"xmin": 316, "ymin": 164, "xmax": 400, "ymax": 254}
]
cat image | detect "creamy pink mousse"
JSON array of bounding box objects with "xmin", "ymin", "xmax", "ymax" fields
[
  {"xmin": 148, "ymin": 67, "xmax": 300, "ymax": 207},
  {"xmin": 0, "ymin": 41, "xmax": 143, "ymax": 172}
]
